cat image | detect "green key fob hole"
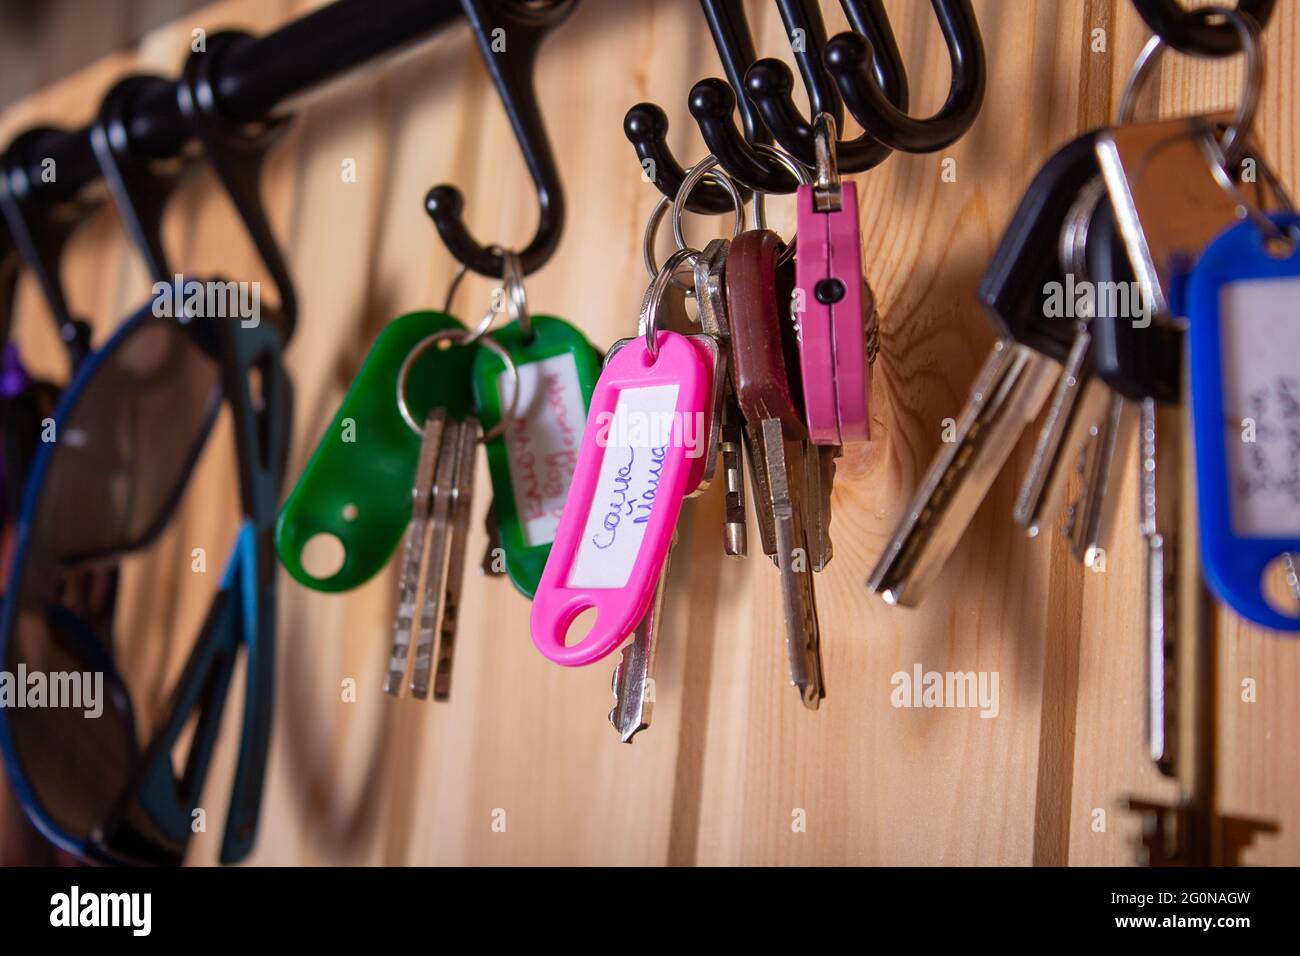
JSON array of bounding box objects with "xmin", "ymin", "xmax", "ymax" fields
[
  {"xmin": 300, "ymin": 532, "xmax": 347, "ymax": 580},
  {"xmin": 276, "ymin": 310, "xmax": 475, "ymax": 592}
]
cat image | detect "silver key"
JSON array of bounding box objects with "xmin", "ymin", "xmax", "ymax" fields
[
  {"xmin": 1014, "ymin": 176, "xmax": 1109, "ymax": 538},
  {"xmin": 744, "ymin": 421, "xmax": 778, "ymax": 561},
  {"xmin": 867, "ymin": 340, "xmax": 1058, "ymax": 606},
  {"xmin": 805, "ymin": 443, "xmax": 837, "ymax": 571},
  {"xmin": 609, "ymin": 535, "xmax": 675, "ymax": 743},
  {"xmin": 721, "ymin": 395, "xmax": 748, "ymax": 557},
  {"xmin": 1014, "ymin": 322, "xmax": 1095, "ymax": 536},
  {"xmin": 1064, "ymin": 391, "xmax": 1130, "ymax": 567},
  {"xmin": 762, "ymin": 417, "xmax": 825, "ymax": 708},
  {"xmin": 384, "ymin": 408, "xmax": 445, "ymax": 696},
  {"xmin": 432, "ymin": 417, "xmax": 479, "ymax": 701},
  {"xmin": 410, "ymin": 418, "xmax": 462, "ymax": 699}
]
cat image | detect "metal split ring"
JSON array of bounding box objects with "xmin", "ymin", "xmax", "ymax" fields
[
  {"xmin": 1117, "ymin": 5, "xmax": 1262, "ymax": 167},
  {"xmin": 442, "ymin": 244, "xmax": 531, "ymax": 344},
  {"xmin": 1195, "ymin": 128, "xmax": 1299, "ymax": 251},
  {"xmin": 643, "ymin": 155, "xmax": 745, "ymax": 293},
  {"xmin": 641, "ymin": 246, "xmax": 696, "ymax": 363},
  {"xmin": 396, "ymin": 327, "xmax": 520, "ymax": 442},
  {"xmin": 749, "ymin": 142, "xmax": 812, "ymax": 267}
]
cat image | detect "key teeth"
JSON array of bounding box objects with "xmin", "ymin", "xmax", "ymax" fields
[{"xmin": 608, "ymin": 646, "xmax": 648, "ymax": 743}]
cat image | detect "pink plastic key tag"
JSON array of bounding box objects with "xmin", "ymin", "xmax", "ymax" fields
[
  {"xmin": 795, "ymin": 178, "xmax": 871, "ymax": 445},
  {"xmin": 530, "ymin": 330, "xmax": 712, "ymax": 666}
]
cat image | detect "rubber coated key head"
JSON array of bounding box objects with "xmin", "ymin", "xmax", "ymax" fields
[
  {"xmin": 1087, "ymin": 199, "xmax": 1181, "ymax": 404},
  {"xmin": 978, "ymin": 130, "xmax": 1104, "ymax": 365},
  {"xmin": 726, "ymin": 229, "xmax": 807, "ymax": 438}
]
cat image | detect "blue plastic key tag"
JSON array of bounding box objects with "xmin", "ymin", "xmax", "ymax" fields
[{"xmin": 1188, "ymin": 213, "xmax": 1300, "ymax": 632}]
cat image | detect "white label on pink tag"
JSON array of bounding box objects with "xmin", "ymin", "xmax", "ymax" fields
[
  {"xmin": 565, "ymin": 383, "xmax": 680, "ymax": 588},
  {"xmin": 497, "ymin": 352, "xmax": 587, "ymax": 547},
  {"xmin": 1219, "ymin": 277, "xmax": 1300, "ymax": 536}
]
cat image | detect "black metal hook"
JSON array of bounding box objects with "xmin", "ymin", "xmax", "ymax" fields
[
  {"xmin": 625, "ymin": 0, "xmax": 799, "ymax": 212},
  {"xmin": 825, "ymin": 0, "xmax": 986, "ymax": 154},
  {"xmin": 0, "ymin": 128, "xmax": 96, "ymax": 369},
  {"xmin": 745, "ymin": 0, "xmax": 910, "ymax": 172},
  {"xmin": 90, "ymin": 74, "xmax": 187, "ymax": 284},
  {"xmin": 176, "ymin": 31, "xmax": 298, "ymax": 342},
  {"xmin": 424, "ymin": 0, "xmax": 576, "ymax": 279},
  {"xmin": 626, "ymin": 0, "xmax": 910, "ymax": 213},
  {"xmin": 1131, "ymin": 0, "xmax": 1275, "ymax": 57}
]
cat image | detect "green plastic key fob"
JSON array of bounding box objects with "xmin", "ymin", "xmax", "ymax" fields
[
  {"xmin": 472, "ymin": 315, "xmax": 601, "ymax": 597},
  {"xmin": 276, "ymin": 310, "xmax": 475, "ymax": 591}
]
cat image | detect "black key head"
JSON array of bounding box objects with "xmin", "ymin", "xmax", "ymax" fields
[
  {"xmin": 978, "ymin": 131, "xmax": 1104, "ymax": 365},
  {"xmin": 1087, "ymin": 198, "xmax": 1182, "ymax": 404}
]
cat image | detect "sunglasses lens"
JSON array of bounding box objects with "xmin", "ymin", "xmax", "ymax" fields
[{"xmin": 3, "ymin": 310, "xmax": 221, "ymax": 849}]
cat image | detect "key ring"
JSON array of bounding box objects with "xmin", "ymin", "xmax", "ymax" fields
[
  {"xmin": 443, "ymin": 244, "xmax": 503, "ymax": 344},
  {"xmin": 1195, "ymin": 128, "xmax": 1300, "ymax": 251},
  {"xmin": 499, "ymin": 248, "xmax": 532, "ymax": 342},
  {"xmin": 643, "ymin": 155, "xmax": 744, "ymax": 292},
  {"xmin": 749, "ymin": 143, "xmax": 812, "ymax": 267},
  {"xmin": 396, "ymin": 328, "xmax": 519, "ymax": 442},
  {"xmin": 640, "ymin": 246, "xmax": 696, "ymax": 362},
  {"xmin": 1117, "ymin": 5, "xmax": 1262, "ymax": 167}
]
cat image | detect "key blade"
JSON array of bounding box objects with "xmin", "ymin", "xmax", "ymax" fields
[
  {"xmin": 867, "ymin": 341, "xmax": 1057, "ymax": 606},
  {"xmin": 761, "ymin": 417, "xmax": 825, "ymax": 709},
  {"xmin": 743, "ymin": 420, "xmax": 778, "ymax": 559},
  {"xmin": 384, "ymin": 409, "xmax": 446, "ymax": 696},
  {"xmin": 1014, "ymin": 324, "xmax": 1095, "ymax": 535},
  {"xmin": 432, "ymin": 417, "xmax": 479, "ymax": 702},
  {"xmin": 805, "ymin": 443, "xmax": 837, "ymax": 570},
  {"xmin": 1063, "ymin": 391, "xmax": 1128, "ymax": 566},
  {"xmin": 410, "ymin": 418, "xmax": 461, "ymax": 699},
  {"xmin": 721, "ymin": 393, "xmax": 748, "ymax": 557},
  {"xmin": 684, "ymin": 334, "xmax": 726, "ymax": 496},
  {"xmin": 608, "ymin": 546, "xmax": 673, "ymax": 743}
]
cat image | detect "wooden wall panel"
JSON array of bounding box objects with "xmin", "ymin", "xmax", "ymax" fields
[{"xmin": 0, "ymin": 0, "xmax": 1295, "ymax": 866}]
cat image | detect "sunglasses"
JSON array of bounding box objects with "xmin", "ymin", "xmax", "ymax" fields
[{"xmin": 0, "ymin": 282, "xmax": 287, "ymax": 865}]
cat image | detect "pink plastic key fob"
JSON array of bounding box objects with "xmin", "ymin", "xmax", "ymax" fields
[
  {"xmin": 530, "ymin": 331, "xmax": 712, "ymax": 666},
  {"xmin": 795, "ymin": 180, "xmax": 871, "ymax": 445}
]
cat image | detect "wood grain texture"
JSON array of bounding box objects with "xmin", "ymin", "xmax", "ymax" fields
[{"xmin": 0, "ymin": 0, "xmax": 1296, "ymax": 866}]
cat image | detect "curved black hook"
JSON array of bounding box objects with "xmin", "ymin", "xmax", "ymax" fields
[
  {"xmin": 176, "ymin": 31, "xmax": 298, "ymax": 342},
  {"xmin": 745, "ymin": 0, "xmax": 910, "ymax": 171},
  {"xmin": 624, "ymin": 0, "xmax": 765, "ymax": 215},
  {"xmin": 1131, "ymin": 0, "xmax": 1275, "ymax": 57},
  {"xmin": 689, "ymin": 0, "xmax": 847, "ymax": 195},
  {"xmin": 626, "ymin": 0, "xmax": 817, "ymax": 211},
  {"xmin": 90, "ymin": 74, "xmax": 186, "ymax": 285},
  {"xmin": 826, "ymin": 0, "xmax": 986, "ymax": 154},
  {"xmin": 0, "ymin": 127, "xmax": 96, "ymax": 369},
  {"xmin": 425, "ymin": 0, "xmax": 575, "ymax": 279}
]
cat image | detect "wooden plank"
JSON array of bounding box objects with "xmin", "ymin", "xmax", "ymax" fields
[{"xmin": 0, "ymin": 0, "xmax": 1295, "ymax": 866}]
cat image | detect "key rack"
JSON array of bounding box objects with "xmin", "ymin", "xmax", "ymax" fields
[{"xmin": 0, "ymin": 0, "xmax": 1296, "ymax": 872}]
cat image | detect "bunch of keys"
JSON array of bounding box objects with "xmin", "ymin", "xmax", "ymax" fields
[
  {"xmin": 533, "ymin": 126, "xmax": 882, "ymax": 738},
  {"xmin": 276, "ymin": 251, "xmax": 600, "ymax": 700},
  {"xmin": 865, "ymin": 10, "xmax": 1292, "ymax": 863}
]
